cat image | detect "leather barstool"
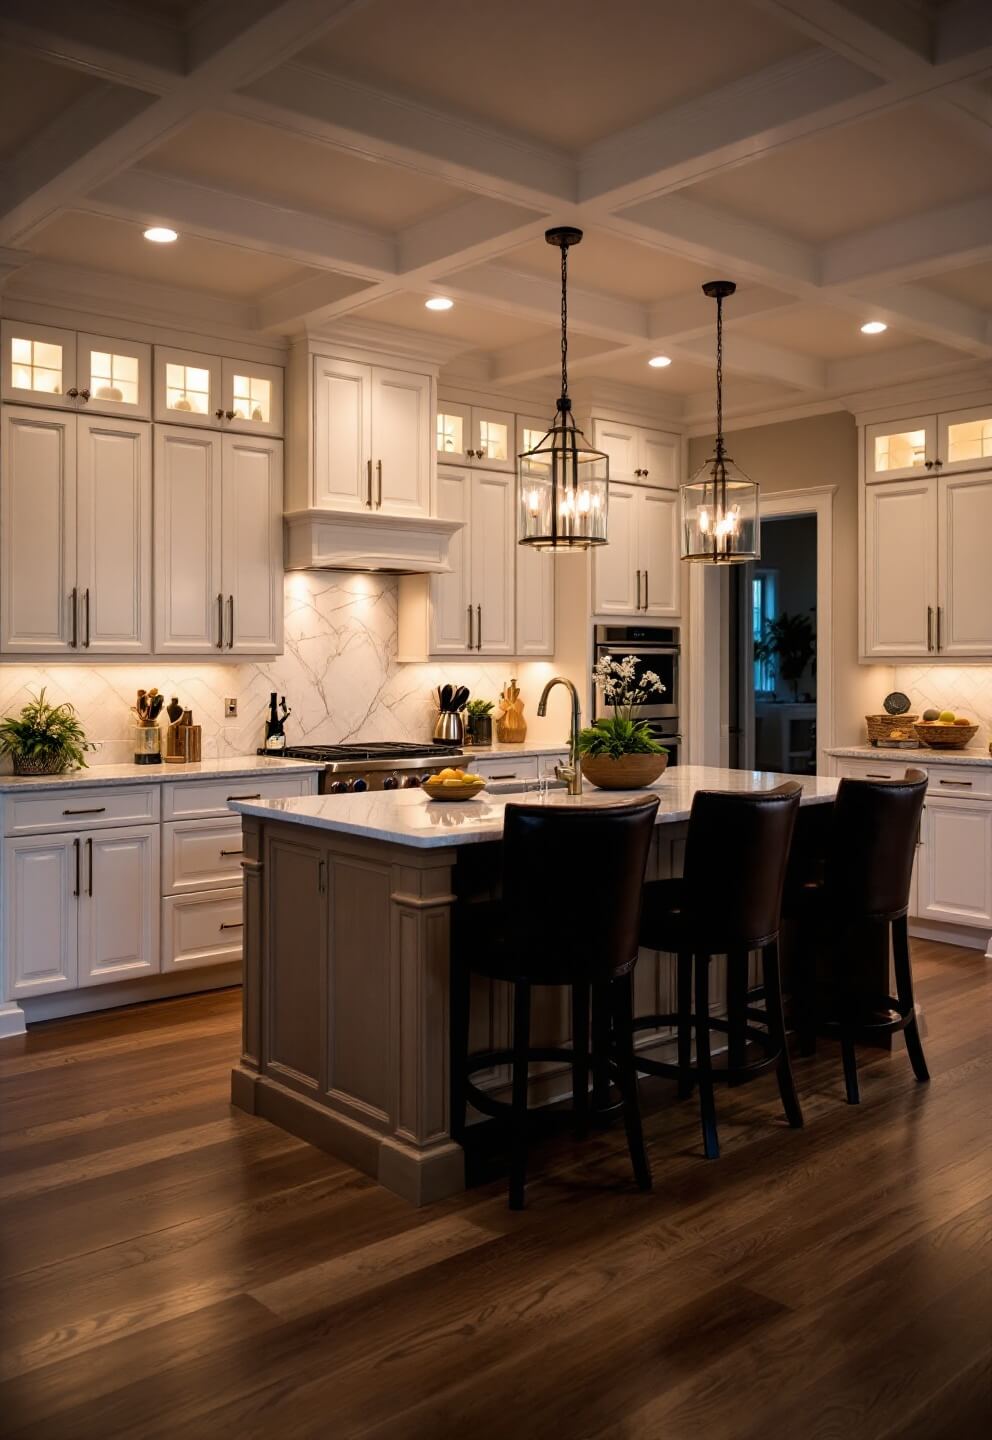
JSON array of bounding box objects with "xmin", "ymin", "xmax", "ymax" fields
[
  {"xmin": 634, "ymin": 782, "xmax": 804, "ymax": 1159},
  {"xmin": 789, "ymin": 767, "xmax": 929, "ymax": 1104},
  {"xmin": 450, "ymin": 794, "xmax": 660, "ymax": 1210}
]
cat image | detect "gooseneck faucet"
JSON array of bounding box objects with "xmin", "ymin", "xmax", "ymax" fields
[{"xmin": 537, "ymin": 676, "xmax": 583, "ymax": 796}]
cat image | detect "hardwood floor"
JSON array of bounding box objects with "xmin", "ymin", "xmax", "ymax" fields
[{"xmin": 0, "ymin": 939, "xmax": 989, "ymax": 1439}]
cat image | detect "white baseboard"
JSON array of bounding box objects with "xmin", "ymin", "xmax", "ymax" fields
[
  {"xmin": 909, "ymin": 919, "xmax": 992, "ymax": 957},
  {"xmin": 0, "ymin": 1002, "xmax": 26, "ymax": 1039},
  {"xmin": 18, "ymin": 963, "xmax": 242, "ymax": 1025}
]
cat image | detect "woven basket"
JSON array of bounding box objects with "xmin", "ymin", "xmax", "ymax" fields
[
  {"xmin": 865, "ymin": 713, "xmax": 918, "ymax": 745},
  {"xmin": 913, "ymin": 722, "xmax": 979, "ymax": 750},
  {"xmin": 11, "ymin": 752, "xmax": 72, "ymax": 776}
]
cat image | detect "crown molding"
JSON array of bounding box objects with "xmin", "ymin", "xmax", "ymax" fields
[{"xmin": 302, "ymin": 315, "xmax": 468, "ymax": 366}]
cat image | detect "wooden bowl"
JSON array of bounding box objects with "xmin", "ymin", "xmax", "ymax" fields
[
  {"xmin": 422, "ymin": 777, "xmax": 487, "ymax": 802},
  {"xmin": 580, "ymin": 753, "xmax": 668, "ymax": 790},
  {"xmin": 913, "ymin": 722, "xmax": 979, "ymax": 750}
]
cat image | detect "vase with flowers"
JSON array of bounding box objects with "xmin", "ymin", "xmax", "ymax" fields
[{"xmin": 578, "ymin": 656, "xmax": 668, "ymax": 790}]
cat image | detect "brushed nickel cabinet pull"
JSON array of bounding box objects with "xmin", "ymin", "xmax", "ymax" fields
[
  {"xmin": 219, "ymin": 921, "xmax": 243, "ymax": 931},
  {"xmin": 219, "ymin": 847, "xmax": 245, "ymax": 856},
  {"xmin": 73, "ymin": 837, "xmax": 80, "ymax": 898},
  {"xmin": 227, "ymin": 793, "xmax": 261, "ymax": 801},
  {"xmin": 376, "ymin": 459, "xmax": 382, "ymax": 508},
  {"xmin": 490, "ymin": 771, "xmax": 517, "ymax": 779},
  {"xmin": 643, "ymin": 571, "xmax": 649, "ymax": 610},
  {"xmin": 63, "ymin": 805, "xmax": 106, "ymax": 815},
  {"xmin": 86, "ymin": 836, "xmax": 93, "ymax": 896},
  {"xmin": 217, "ymin": 593, "xmax": 225, "ymax": 648},
  {"xmin": 927, "ymin": 605, "xmax": 933, "ymax": 652},
  {"xmin": 467, "ymin": 604, "xmax": 473, "ymax": 650},
  {"xmin": 71, "ymin": 587, "xmax": 78, "ymax": 648},
  {"xmin": 866, "ymin": 772, "xmax": 893, "ymax": 779},
  {"xmin": 936, "ymin": 605, "xmax": 942, "ymax": 651},
  {"xmin": 227, "ymin": 594, "xmax": 234, "ymax": 649},
  {"xmin": 476, "ymin": 603, "xmax": 482, "ymax": 650},
  {"xmin": 938, "ymin": 778, "xmax": 972, "ymax": 787},
  {"xmin": 366, "ymin": 458, "xmax": 373, "ymax": 508},
  {"xmin": 636, "ymin": 570, "xmax": 641, "ymax": 610},
  {"xmin": 318, "ymin": 859, "xmax": 327, "ymax": 894},
  {"xmin": 84, "ymin": 588, "xmax": 91, "ymax": 648}
]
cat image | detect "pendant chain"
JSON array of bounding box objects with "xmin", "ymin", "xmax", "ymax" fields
[
  {"xmin": 715, "ymin": 290, "xmax": 724, "ymax": 455},
  {"xmin": 560, "ymin": 241, "xmax": 569, "ymax": 400}
]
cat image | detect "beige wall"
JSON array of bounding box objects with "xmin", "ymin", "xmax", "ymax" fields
[{"xmin": 688, "ymin": 411, "xmax": 890, "ymax": 750}]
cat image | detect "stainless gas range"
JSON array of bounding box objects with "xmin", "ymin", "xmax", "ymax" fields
[{"xmin": 272, "ymin": 742, "xmax": 464, "ymax": 794}]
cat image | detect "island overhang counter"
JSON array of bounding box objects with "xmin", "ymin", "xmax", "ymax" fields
[{"xmin": 230, "ymin": 766, "xmax": 839, "ymax": 1205}]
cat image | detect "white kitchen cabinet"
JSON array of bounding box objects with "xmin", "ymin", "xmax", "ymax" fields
[
  {"xmin": 429, "ymin": 466, "xmax": 473, "ymax": 654},
  {"xmin": 592, "ymin": 418, "xmax": 679, "ymax": 487},
  {"xmin": 470, "ymin": 470, "xmax": 515, "ymax": 654},
  {"xmin": 937, "ymin": 471, "xmax": 992, "ymax": 656},
  {"xmin": 162, "ymin": 887, "xmax": 245, "ymax": 972},
  {"xmin": 78, "ymin": 333, "xmax": 151, "ymax": 419},
  {"xmin": 312, "ymin": 356, "xmax": 430, "ymax": 517},
  {"xmin": 593, "ymin": 419, "xmax": 639, "ymax": 481},
  {"xmin": 918, "ymin": 797, "xmax": 992, "ymax": 928},
  {"xmin": 2, "ymin": 321, "xmax": 151, "ymax": 418},
  {"xmin": 371, "ymin": 366, "xmax": 431, "ymax": 514},
  {"xmin": 863, "ymin": 477, "xmax": 937, "ymax": 658},
  {"xmin": 77, "ymin": 826, "xmax": 160, "ymax": 986},
  {"xmin": 516, "ymin": 544, "xmax": 555, "ymax": 656},
  {"xmin": 154, "ymin": 346, "xmax": 220, "ymax": 427},
  {"xmin": 221, "ymin": 358, "xmax": 283, "ymax": 437},
  {"xmin": 1, "ymin": 406, "xmax": 151, "ymax": 655},
  {"xmin": 639, "ymin": 429, "xmax": 679, "ymax": 489},
  {"xmin": 154, "ymin": 427, "xmax": 281, "ymax": 655},
  {"xmin": 221, "ymin": 434, "xmax": 283, "ymax": 655},
  {"xmin": 437, "ymin": 401, "xmax": 514, "ymax": 470},
  {"xmin": 2, "ymin": 320, "xmax": 77, "ymax": 409},
  {"xmin": 865, "ymin": 415, "xmax": 935, "ymax": 481},
  {"xmin": 4, "ymin": 834, "xmax": 77, "ymax": 996},
  {"xmin": 154, "ymin": 426, "xmax": 223, "ymax": 653},
  {"xmin": 593, "ymin": 484, "xmax": 679, "ymax": 617}
]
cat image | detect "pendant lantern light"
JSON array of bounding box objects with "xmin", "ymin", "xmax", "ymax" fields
[
  {"xmin": 517, "ymin": 227, "xmax": 608, "ymax": 550},
  {"xmin": 680, "ymin": 281, "xmax": 759, "ymax": 563}
]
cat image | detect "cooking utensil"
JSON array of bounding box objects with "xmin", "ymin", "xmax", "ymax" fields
[
  {"xmin": 452, "ymin": 685, "xmax": 470, "ymax": 712},
  {"xmin": 439, "ymin": 684, "xmax": 454, "ymax": 712}
]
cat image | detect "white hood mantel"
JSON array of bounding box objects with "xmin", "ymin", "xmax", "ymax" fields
[{"xmin": 284, "ymin": 508, "xmax": 463, "ymax": 575}]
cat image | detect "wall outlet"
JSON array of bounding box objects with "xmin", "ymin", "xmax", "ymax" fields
[{"xmin": 224, "ymin": 698, "xmax": 238, "ymax": 719}]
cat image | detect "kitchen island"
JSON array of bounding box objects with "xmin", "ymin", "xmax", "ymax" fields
[{"xmin": 230, "ymin": 766, "xmax": 839, "ymax": 1204}]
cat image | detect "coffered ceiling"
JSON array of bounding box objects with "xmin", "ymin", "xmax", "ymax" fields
[{"xmin": 1, "ymin": 0, "xmax": 990, "ymax": 427}]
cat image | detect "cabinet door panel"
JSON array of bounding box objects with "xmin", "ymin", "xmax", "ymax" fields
[
  {"xmin": 4, "ymin": 835, "xmax": 77, "ymax": 997},
  {"xmin": 436, "ymin": 400, "xmax": 472, "ymax": 465},
  {"xmin": 516, "ymin": 545, "xmax": 555, "ymax": 655},
  {"xmin": 154, "ymin": 426, "xmax": 223, "ymax": 653},
  {"xmin": 937, "ymin": 405, "xmax": 992, "ymax": 475},
  {"xmin": 222, "ymin": 435, "xmax": 283, "ymax": 655},
  {"xmin": 78, "ymin": 826, "xmax": 160, "ymax": 986},
  {"xmin": 937, "ymin": 472, "xmax": 992, "ymax": 657},
  {"xmin": 79, "ymin": 333, "xmax": 150, "ymax": 418},
  {"xmin": 313, "ymin": 357, "xmax": 370, "ymax": 510},
  {"xmin": 222, "ymin": 358, "xmax": 283, "ymax": 437},
  {"xmin": 472, "ymin": 406, "xmax": 514, "ymax": 472},
  {"xmin": 592, "ymin": 420, "xmax": 637, "ymax": 481},
  {"xmin": 863, "ymin": 478, "xmax": 936, "ymax": 657},
  {"xmin": 1, "ymin": 406, "xmax": 77, "ymax": 652},
  {"xmin": 154, "ymin": 346, "xmax": 220, "ymax": 427},
  {"xmin": 639, "ymin": 429, "xmax": 679, "ymax": 489},
  {"xmin": 2, "ymin": 320, "xmax": 76, "ymax": 408},
  {"xmin": 471, "ymin": 471, "xmax": 514, "ymax": 654},
  {"xmin": 865, "ymin": 416, "xmax": 935, "ymax": 481},
  {"xmin": 592, "ymin": 483, "xmax": 638, "ymax": 615},
  {"xmin": 638, "ymin": 487, "xmax": 680, "ymax": 617},
  {"xmin": 371, "ymin": 367, "xmax": 430, "ymax": 516},
  {"xmin": 76, "ymin": 416, "xmax": 151, "ymax": 653},
  {"xmin": 919, "ymin": 800, "xmax": 992, "ymax": 926},
  {"xmin": 430, "ymin": 466, "xmax": 472, "ymax": 654}
]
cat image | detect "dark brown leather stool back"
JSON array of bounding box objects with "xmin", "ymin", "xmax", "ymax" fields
[
  {"xmin": 826, "ymin": 767, "xmax": 926, "ymax": 921},
  {"xmin": 451, "ymin": 795, "xmax": 660, "ymax": 1209}
]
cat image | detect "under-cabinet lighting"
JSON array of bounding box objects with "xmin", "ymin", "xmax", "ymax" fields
[{"xmin": 144, "ymin": 226, "xmax": 179, "ymax": 244}]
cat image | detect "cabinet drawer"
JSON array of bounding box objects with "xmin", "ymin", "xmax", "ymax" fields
[
  {"xmin": 473, "ymin": 756, "xmax": 539, "ymax": 783},
  {"xmin": 835, "ymin": 759, "xmax": 928, "ymax": 784},
  {"xmin": 161, "ymin": 772, "xmax": 317, "ymax": 821},
  {"xmin": 925, "ymin": 767, "xmax": 992, "ymax": 799},
  {"xmin": 161, "ymin": 887, "xmax": 243, "ymax": 971},
  {"xmin": 162, "ymin": 817, "xmax": 244, "ymax": 895},
  {"xmin": 4, "ymin": 785, "xmax": 159, "ymax": 837}
]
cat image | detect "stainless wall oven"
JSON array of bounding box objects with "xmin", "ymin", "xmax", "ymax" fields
[{"xmin": 592, "ymin": 624, "xmax": 682, "ymax": 765}]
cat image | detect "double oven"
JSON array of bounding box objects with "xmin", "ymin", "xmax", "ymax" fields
[{"xmin": 592, "ymin": 624, "xmax": 682, "ymax": 766}]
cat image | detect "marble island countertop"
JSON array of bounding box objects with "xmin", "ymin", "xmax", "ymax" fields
[
  {"xmin": 827, "ymin": 745, "xmax": 992, "ymax": 769},
  {"xmin": 231, "ymin": 764, "xmax": 840, "ymax": 849},
  {"xmin": 0, "ymin": 755, "xmax": 325, "ymax": 794}
]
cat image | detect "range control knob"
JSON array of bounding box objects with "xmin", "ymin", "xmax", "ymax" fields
[
  {"xmin": 382, "ymin": 774, "xmax": 399, "ymax": 790},
  {"xmin": 403, "ymin": 774, "xmax": 422, "ymax": 788},
  {"xmin": 352, "ymin": 777, "xmax": 369, "ymax": 793},
  {"xmin": 328, "ymin": 779, "xmax": 349, "ymax": 794}
]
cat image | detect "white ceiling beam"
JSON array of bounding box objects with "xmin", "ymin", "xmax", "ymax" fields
[
  {"xmin": 857, "ymin": 282, "xmax": 992, "ymax": 358},
  {"xmin": 0, "ymin": 0, "xmax": 373, "ymax": 245},
  {"xmin": 438, "ymin": 265, "xmax": 648, "ymax": 344},
  {"xmin": 397, "ymin": 198, "xmax": 548, "ymax": 275},
  {"xmin": 254, "ymin": 271, "xmax": 379, "ymax": 331},
  {"xmin": 822, "ymin": 193, "xmax": 992, "ymax": 288},
  {"xmin": 0, "ymin": 0, "xmax": 185, "ymax": 93},
  {"xmin": 675, "ymin": 333, "xmax": 826, "ymax": 392},
  {"xmin": 612, "ymin": 197, "xmax": 819, "ymax": 289},
  {"xmin": 488, "ymin": 335, "xmax": 630, "ymax": 388},
  {"xmin": 824, "ymin": 339, "xmax": 978, "ymax": 393},
  {"xmin": 85, "ymin": 169, "xmax": 397, "ymax": 278},
  {"xmin": 230, "ymin": 64, "xmax": 576, "ymax": 209}
]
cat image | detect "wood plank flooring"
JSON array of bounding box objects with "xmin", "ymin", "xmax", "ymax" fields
[{"xmin": 0, "ymin": 940, "xmax": 989, "ymax": 1439}]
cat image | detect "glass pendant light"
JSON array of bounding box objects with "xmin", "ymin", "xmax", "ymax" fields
[
  {"xmin": 680, "ymin": 281, "xmax": 759, "ymax": 563},
  {"xmin": 518, "ymin": 227, "xmax": 608, "ymax": 550}
]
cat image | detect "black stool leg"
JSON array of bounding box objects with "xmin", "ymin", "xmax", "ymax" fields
[
  {"xmin": 694, "ymin": 953, "xmax": 719, "ymax": 1160},
  {"xmin": 676, "ymin": 951, "xmax": 694, "ymax": 1099},
  {"xmin": 727, "ymin": 949, "xmax": 748, "ymax": 1086},
  {"xmin": 449, "ymin": 957, "xmax": 470, "ymax": 1144},
  {"xmin": 611, "ymin": 973, "xmax": 652, "ymax": 1191},
  {"xmin": 893, "ymin": 915, "xmax": 930, "ymax": 1084},
  {"xmin": 762, "ymin": 940, "xmax": 803, "ymax": 1129},
  {"xmin": 508, "ymin": 981, "xmax": 531, "ymax": 1210},
  {"xmin": 571, "ymin": 982, "xmax": 590, "ymax": 1138},
  {"xmin": 839, "ymin": 935, "xmax": 861, "ymax": 1104}
]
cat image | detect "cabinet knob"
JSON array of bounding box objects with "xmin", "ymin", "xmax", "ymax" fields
[
  {"xmin": 215, "ymin": 408, "xmax": 225, "ymax": 420},
  {"xmin": 925, "ymin": 460, "xmax": 934, "ymax": 469},
  {"xmin": 67, "ymin": 387, "xmax": 79, "ymax": 399},
  {"xmin": 78, "ymin": 388, "xmax": 90, "ymax": 402},
  {"xmin": 225, "ymin": 409, "xmax": 235, "ymax": 421}
]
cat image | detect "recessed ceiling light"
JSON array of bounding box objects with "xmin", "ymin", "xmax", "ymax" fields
[
  {"xmin": 648, "ymin": 355, "xmax": 672, "ymax": 368},
  {"xmin": 860, "ymin": 320, "xmax": 887, "ymax": 334},
  {"xmin": 425, "ymin": 296, "xmax": 454, "ymax": 311},
  {"xmin": 143, "ymin": 226, "xmax": 178, "ymax": 244}
]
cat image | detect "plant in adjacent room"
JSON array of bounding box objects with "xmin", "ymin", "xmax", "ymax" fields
[
  {"xmin": 754, "ymin": 609, "xmax": 816, "ymax": 701},
  {"xmin": 579, "ymin": 655, "xmax": 668, "ymax": 759},
  {"xmin": 0, "ymin": 689, "xmax": 94, "ymax": 775}
]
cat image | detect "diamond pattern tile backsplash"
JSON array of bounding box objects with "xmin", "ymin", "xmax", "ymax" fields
[
  {"xmin": 0, "ymin": 573, "xmax": 562, "ymax": 767},
  {"xmin": 893, "ymin": 665, "xmax": 992, "ymax": 752}
]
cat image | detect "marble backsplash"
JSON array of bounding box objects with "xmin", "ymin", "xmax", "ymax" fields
[
  {"xmin": 892, "ymin": 664, "xmax": 992, "ymax": 753},
  {"xmin": 0, "ymin": 572, "xmax": 566, "ymax": 768}
]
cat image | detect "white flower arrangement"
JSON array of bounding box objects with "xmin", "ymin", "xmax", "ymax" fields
[{"xmin": 592, "ymin": 654, "xmax": 666, "ymax": 723}]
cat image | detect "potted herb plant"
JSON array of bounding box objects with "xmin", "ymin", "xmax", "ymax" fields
[
  {"xmin": 578, "ymin": 656, "xmax": 668, "ymax": 790},
  {"xmin": 0, "ymin": 689, "xmax": 94, "ymax": 775},
  {"xmin": 464, "ymin": 698, "xmax": 495, "ymax": 747}
]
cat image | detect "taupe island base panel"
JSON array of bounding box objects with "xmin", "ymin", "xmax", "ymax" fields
[{"xmin": 230, "ymin": 767, "xmax": 839, "ymax": 1205}]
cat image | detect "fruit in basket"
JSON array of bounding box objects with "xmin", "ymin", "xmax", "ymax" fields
[
  {"xmin": 938, "ymin": 710, "xmax": 956, "ymax": 722},
  {"xmin": 954, "ymin": 716, "xmax": 972, "ymax": 726},
  {"xmin": 922, "ymin": 708, "xmax": 940, "ymax": 721}
]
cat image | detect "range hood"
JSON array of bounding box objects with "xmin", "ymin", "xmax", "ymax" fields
[{"xmin": 284, "ymin": 509, "xmax": 463, "ymax": 575}]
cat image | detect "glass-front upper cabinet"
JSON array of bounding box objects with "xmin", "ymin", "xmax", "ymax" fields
[
  {"xmin": 938, "ymin": 405, "xmax": 992, "ymax": 475},
  {"xmin": 435, "ymin": 400, "xmax": 472, "ymax": 465},
  {"xmin": 865, "ymin": 415, "xmax": 936, "ymax": 482},
  {"xmin": 79, "ymin": 334, "xmax": 151, "ymax": 418},
  {"xmin": 154, "ymin": 346, "xmax": 220, "ymax": 428},
  {"xmin": 435, "ymin": 401, "xmax": 515, "ymax": 470},
  {"xmin": 221, "ymin": 359, "xmax": 283, "ymax": 436},
  {"xmin": 2, "ymin": 322, "xmax": 76, "ymax": 409}
]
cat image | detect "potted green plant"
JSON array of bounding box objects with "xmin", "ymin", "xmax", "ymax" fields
[
  {"xmin": 464, "ymin": 698, "xmax": 495, "ymax": 747},
  {"xmin": 0, "ymin": 689, "xmax": 94, "ymax": 776},
  {"xmin": 579, "ymin": 657, "xmax": 668, "ymax": 790},
  {"xmin": 754, "ymin": 610, "xmax": 816, "ymax": 702}
]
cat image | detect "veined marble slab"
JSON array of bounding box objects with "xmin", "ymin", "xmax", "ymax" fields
[
  {"xmin": 0, "ymin": 756, "xmax": 324, "ymax": 794},
  {"xmin": 231, "ymin": 764, "xmax": 840, "ymax": 849},
  {"xmin": 827, "ymin": 745, "xmax": 992, "ymax": 769}
]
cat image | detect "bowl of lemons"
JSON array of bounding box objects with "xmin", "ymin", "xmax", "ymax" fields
[
  {"xmin": 913, "ymin": 709, "xmax": 979, "ymax": 749},
  {"xmin": 422, "ymin": 766, "xmax": 487, "ymax": 800}
]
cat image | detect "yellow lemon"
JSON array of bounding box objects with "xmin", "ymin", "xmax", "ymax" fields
[{"xmin": 437, "ymin": 767, "xmax": 459, "ymax": 780}]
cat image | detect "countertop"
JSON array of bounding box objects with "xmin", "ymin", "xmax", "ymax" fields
[
  {"xmin": 230, "ymin": 764, "xmax": 840, "ymax": 850},
  {"xmin": 0, "ymin": 756, "xmax": 325, "ymax": 794},
  {"xmin": 461, "ymin": 742, "xmax": 569, "ymax": 759},
  {"xmin": 827, "ymin": 745, "xmax": 992, "ymax": 769}
]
